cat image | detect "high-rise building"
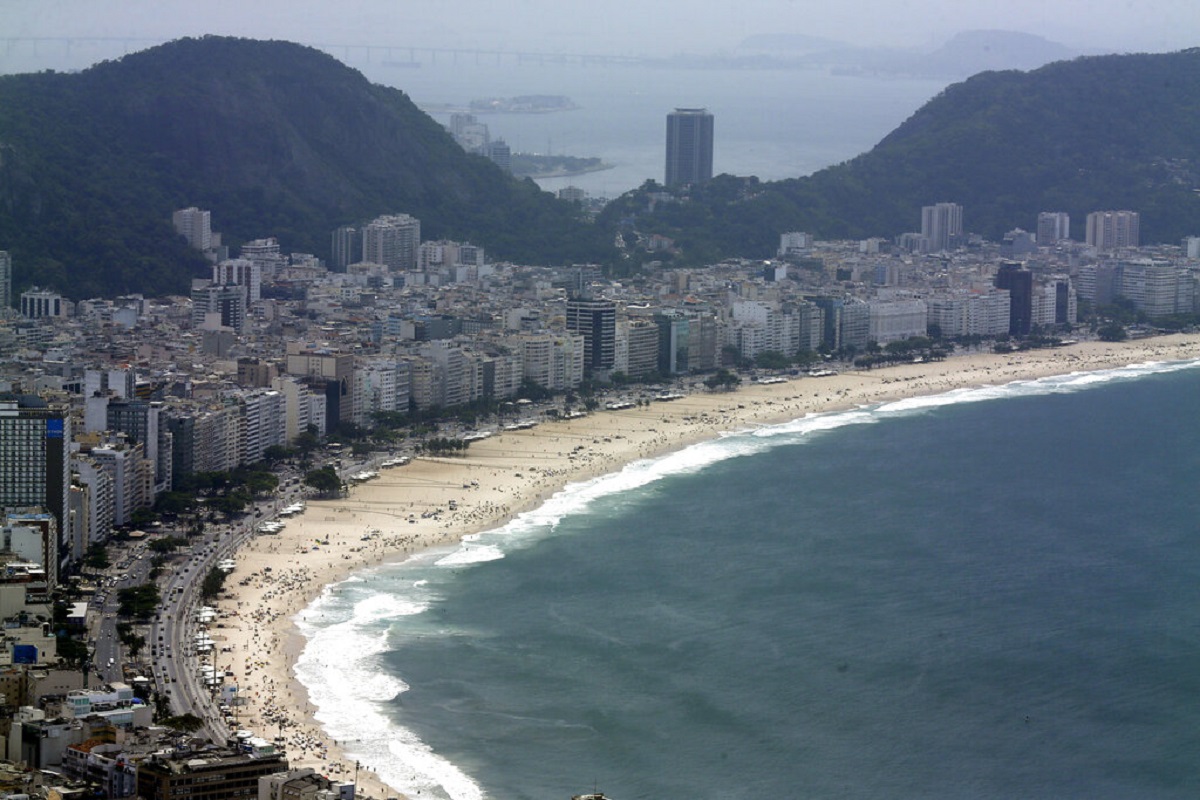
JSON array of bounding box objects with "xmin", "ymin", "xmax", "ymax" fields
[
  {"xmin": 0, "ymin": 397, "xmax": 71, "ymax": 582},
  {"xmin": 1086, "ymin": 210, "xmax": 1139, "ymax": 250},
  {"xmin": 191, "ymin": 281, "xmax": 247, "ymax": 333},
  {"xmin": 362, "ymin": 214, "xmax": 421, "ymax": 271},
  {"xmin": 0, "ymin": 251, "xmax": 11, "ymax": 309},
  {"xmin": 995, "ymin": 261, "xmax": 1033, "ymax": 336},
  {"xmin": 665, "ymin": 108, "xmax": 714, "ymax": 187},
  {"xmin": 171, "ymin": 207, "xmax": 212, "ymax": 251},
  {"xmin": 213, "ymin": 258, "xmax": 262, "ymax": 303},
  {"xmin": 920, "ymin": 202, "xmax": 964, "ymax": 252},
  {"xmin": 1037, "ymin": 212, "xmax": 1071, "ymax": 245},
  {"xmin": 566, "ymin": 297, "xmax": 617, "ymax": 375},
  {"xmin": 20, "ymin": 288, "xmax": 65, "ymax": 319},
  {"xmin": 331, "ymin": 225, "xmax": 361, "ymax": 270},
  {"xmin": 486, "ymin": 139, "xmax": 512, "ymax": 173}
]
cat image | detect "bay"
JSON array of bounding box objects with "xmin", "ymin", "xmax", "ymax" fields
[
  {"xmin": 358, "ymin": 60, "xmax": 948, "ymax": 197},
  {"xmin": 297, "ymin": 361, "xmax": 1200, "ymax": 800}
]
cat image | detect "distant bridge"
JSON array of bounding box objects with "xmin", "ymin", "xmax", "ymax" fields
[{"xmin": 0, "ymin": 36, "xmax": 646, "ymax": 69}]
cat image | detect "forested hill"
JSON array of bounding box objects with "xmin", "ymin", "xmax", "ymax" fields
[
  {"xmin": 599, "ymin": 48, "xmax": 1200, "ymax": 264},
  {"xmin": 0, "ymin": 36, "xmax": 608, "ymax": 299}
]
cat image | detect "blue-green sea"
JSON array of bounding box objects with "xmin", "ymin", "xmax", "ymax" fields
[{"xmin": 296, "ymin": 359, "xmax": 1200, "ymax": 799}]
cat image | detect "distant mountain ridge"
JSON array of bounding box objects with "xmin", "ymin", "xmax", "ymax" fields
[
  {"xmin": 735, "ymin": 29, "xmax": 1081, "ymax": 79},
  {"xmin": 598, "ymin": 48, "xmax": 1200, "ymax": 263},
  {"xmin": 0, "ymin": 36, "xmax": 605, "ymax": 298}
]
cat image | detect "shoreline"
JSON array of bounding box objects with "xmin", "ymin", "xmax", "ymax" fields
[{"xmin": 210, "ymin": 334, "xmax": 1200, "ymax": 799}]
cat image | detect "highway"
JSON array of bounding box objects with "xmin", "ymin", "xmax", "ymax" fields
[{"xmin": 91, "ymin": 475, "xmax": 313, "ymax": 744}]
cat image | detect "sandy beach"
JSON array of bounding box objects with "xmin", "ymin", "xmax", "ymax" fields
[{"xmin": 209, "ymin": 334, "xmax": 1200, "ymax": 799}]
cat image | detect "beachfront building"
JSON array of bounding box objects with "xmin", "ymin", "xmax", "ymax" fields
[
  {"xmin": 868, "ymin": 298, "xmax": 929, "ymax": 344},
  {"xmin": 925, "ymin": 290, "xmax": 1012, "ymax": 338},
  {"xmin": 614, "ymin": 319, "xmax": 657, "ymax": 379},
  {"xmin": 237, "ymin": 389, "xmax": 287, "ymax": 466},
  {"xmin": 565, "ymin": 297, "xmax": 617, "ymax": 376},
  {"xmin": 512, "ymin": 332, "xmax": 585, "ymax": 391},
  {"xmin": 137, "ymin": 747, "xmax": 288, "ymax": 800},
  {"xmin": 1031, "ymin": 278, "xmax": 1078, "ymax": 329},
  {"xmin": 995, "ymin": 262, "xmax": 1034, "ymax": 336},
  {"xmin": 1116, "ymin": 258, "xmax": 1194, "ymax": 316},
  {"xmin": 259, "ymin": 768, "xmax": 354, "ymax": 800}
]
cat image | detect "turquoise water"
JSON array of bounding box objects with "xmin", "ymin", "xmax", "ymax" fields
[{"xmin": 297, "ymin": 361, "xmax": 1200, "ymax": 799}]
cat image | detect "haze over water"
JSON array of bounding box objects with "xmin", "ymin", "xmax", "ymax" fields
[
  {"xmin": 356, "ymin": 60, "xmax": 948, "ymax": 197},
  {"xmin": 296, "ymin": 361, "xmax": 1200, "ymax": 800}
]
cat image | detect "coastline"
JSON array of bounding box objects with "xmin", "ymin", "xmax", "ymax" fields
[{"xmin": 211, "ymin": 333, "xmax": 1200, "ymax": 800}]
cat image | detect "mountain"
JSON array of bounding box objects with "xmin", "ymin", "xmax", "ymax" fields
[
  {"xmin": 599, "ymin": 48, "xmax": 1200, "ymax": 264},
  {"xmin": 861, "ymin": 30, "xmax": 1079, "ymax": 79},
  {"xmin": 0, "ymin": 36, "xmax": 607, "ymax": 299}
]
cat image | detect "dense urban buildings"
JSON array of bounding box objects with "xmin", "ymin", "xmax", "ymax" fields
[{"xmin": 665, "ymin": 108, "xmax": 714, "ymax": 187}]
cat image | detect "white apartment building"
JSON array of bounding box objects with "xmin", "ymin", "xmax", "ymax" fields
[
  {"xmin": 868, "ymin": 299, "xmax": 928, "ymax": 344},
  {"xmin": 172, "ymin": 207, "xmax": 212, "ymax": 251},
  {"xmin": 213, "ymin": 258, "xmax": 262, "ymax": 303},
  {"xmin": 926, "ymin": 290, "xmax": 1011, "ymax": 338},
  {"xmin": 513, "ymin": 333, "xmax": 584, "ymax": 390},
  {"xmin": 70, "ymin": 456, "xmax": 114, "ymax": 547},
  {"xmin": 363, "ymin": 214, "xmax": 421, "ymax": 272},
  {"xmin": 238, "ymin": 390, "xmax": 286, "ymax": 465}
]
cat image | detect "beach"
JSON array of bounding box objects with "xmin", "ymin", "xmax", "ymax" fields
[{"xmin": 209, "ymin": 334, "xmax": 1200, "ymax": 800}]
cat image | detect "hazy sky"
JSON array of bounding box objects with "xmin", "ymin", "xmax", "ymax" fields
[{"xmin": 0, "ymin": 0, "xmax": 1196, "ymax": 66}]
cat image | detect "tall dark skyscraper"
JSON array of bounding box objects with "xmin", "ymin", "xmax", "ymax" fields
[
  {"xmin": 566, "ymin": 297, "xmax": 616, "ymax": 375},
  {"xmin": 665, "ymin": 108, "xmax": 714, "ymax": 187},
  {"xmin": 995, "ymin": 261, "xmax": 1033, "ymax": 336}
]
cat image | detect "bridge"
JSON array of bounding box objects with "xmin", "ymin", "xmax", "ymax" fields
[{"xmin": 0, "ymin": 36, "xmax": 647, "ymax": 70}]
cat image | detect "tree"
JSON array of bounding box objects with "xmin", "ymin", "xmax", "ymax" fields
[
  {"xmin": 200, "ymin": 567, "xmax": 227, "ymax": 601},
  {"xmin": 83, "ymin": 546, "xmax": 110, "ymax": 571},
  {"xmin": 304, "ymin": 466, "xmax": 343, "ymax": 496},
  {"xmin": 163, "ymin": 713, "xmax": 205, "ymax": 733},
  {"xmin": 754, "ymin": 350, "xmax": 790, "ymax": 370},
  {"xmin": 1098, "ymin": 322, "xmax": 1128, "ymax": 341},
  {"xmin": 56, "ymin": 636, "xmax": 89, "ymax": 669},
  {"xmin": 149, "ymin": 537, "xmax": 188, "ymax": 554},
  {"xmin": 704, "ymin": 369, "xmax": 741, "ymax": 391},
  {"xmin": 117, "ymin": 584, "xmax": 160, "ymax": 619}
]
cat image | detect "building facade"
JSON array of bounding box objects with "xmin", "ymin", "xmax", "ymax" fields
[
  {"xmin": 665, "ymin": 108, "xmax": 714, "ymax": 187},
  {"xmin": 920, "ymin": 203, "xmax": 964, "ymax": 253}
]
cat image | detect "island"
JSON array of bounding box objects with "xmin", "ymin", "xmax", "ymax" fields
[
  {"xmin": 468, "ymin": 94, "xmax": 579, "ymax": 113},
  {"xmin": 511, "ymin": 152, "xmax": 613, "ymax": 179}
]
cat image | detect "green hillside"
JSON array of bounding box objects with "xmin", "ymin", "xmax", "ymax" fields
[
  {"xmin": 0, "ymin": 36, "xmax": 608, "ymax": 299},
  {"xmin": 601, "ymin": 48, "xmax": 1200, "ymax": 264}
]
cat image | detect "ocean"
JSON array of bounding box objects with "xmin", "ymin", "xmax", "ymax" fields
[{"xmin": 295, "ymin": 359, "xmax": 1200, "ymax": 800}]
